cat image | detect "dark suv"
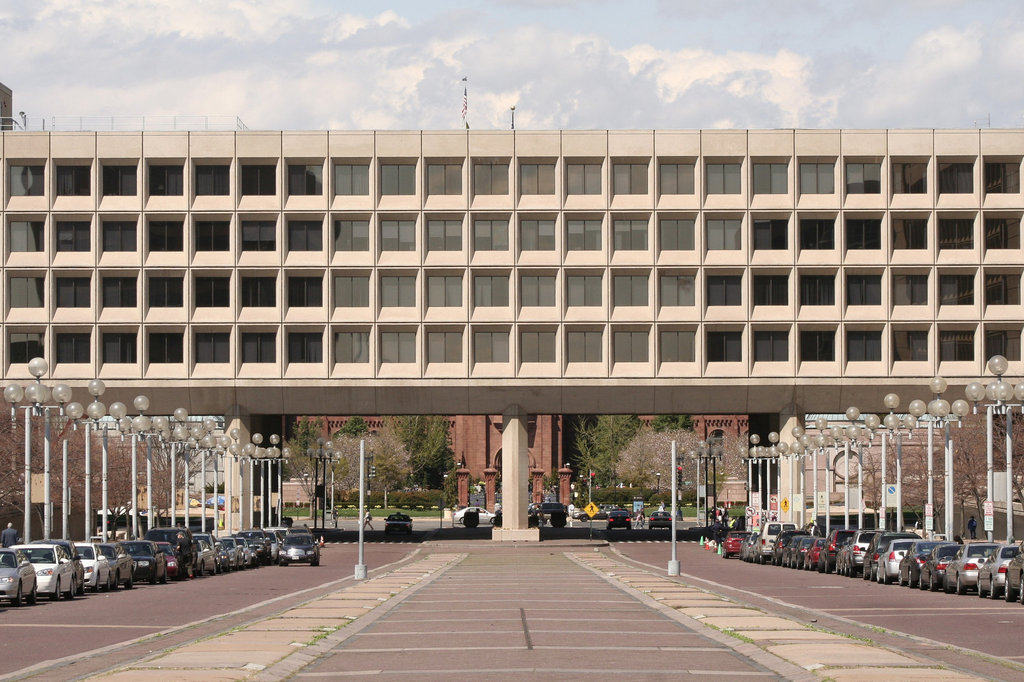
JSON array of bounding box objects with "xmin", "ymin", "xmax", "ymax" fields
[
  {"xmin": 862, "ymin": 531, "xmax": 920, "ymax": 582},
  {"xmin": 144, "ymin": 527, "xmax": 195, "ymax": 579},
  {"xmin": 772, "ymin": 530, "xmax": 809, "ymax": 566},
  {"xmin": 237, "ymin": 530, "xmax": 273, "ymax": 565}
]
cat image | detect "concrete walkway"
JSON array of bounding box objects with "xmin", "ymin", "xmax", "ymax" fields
[{"xmin": 84, "ymin": 543, "xmax": 1003, "ymax": 681}]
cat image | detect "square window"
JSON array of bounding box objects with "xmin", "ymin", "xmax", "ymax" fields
[
  {"xmin": 473, "ymin": 219, "xmax": 509, "ymax": 251},
  {"xmin": 613, "ymin": 275, "xmax": 648, "ymax": 307},
  {"xmin": 520, "ymin": 275, "xmax": 555, "ymax": 307},
  {"xmin": 241, "ymin": 165, "xmax": 276, "ymax": 195},
  {"xmin": 613, "ymin": 330, "xmax": 648, "ymax": 363},
  {"xmin": 334, "ymin": 219, "xmax": 369, "ymax": 251},
  {"xmin": 847, "ymin": 330, "xmax": 882, "ymax": 361},
  {"xmin": 287, "ymin": 220, "xmax": 323, "ymax": 251},
  {"xmin": 753, "ymin": 219, "xmax": 787, "ymax": 250},
  {"xmin": 149, "ymin": 332, "xmax": 184, "ymax": 363},
  {"xmin": 102, "ymin": 277, "xmax": 137, "ymax": 308},
  {"xmin": 149, "ymin": 165, "xmax": 183, "ymax": 196},
  {"xmin": 520, "ymin": 331, "xmax": 556, "ymax": 363},
  {"xmin": 800, "ymin": 330, "xmax": 835, "ymax": 361},
  {"xmin": 567, "ymin": 275, "xmax": 602, "ymax": 306},
  {"xmin": 892, "ymin": 162, "xmax": 927, "ymax": 194},
  {"xmin": 427, "ymin": 219, "xmax": 462, "ymax": 251},
  {"xmin": 845, "ymin": 162, "xmax": 881, "ymax": 194},
  {"xmin": 566, "ymin": 163, "xmax": 601, "ymax": 195},
  {"xmin": 985, "ymin": 217, "xmax": 1021, "ymax": 250},
  {"xmin": 288, "ymin": 164, "xmax": 323, "ymax": 196},
  {"xmin": 938, "ymin": 218, "xmax": 974, "ymax": 249},
  {"xmin": 938, "ymin": 162, "xmax": 974, "ymax": 194},
  {"xmin": 288, "ymin": 332, "xmax": 323, "ymax": 363},
  {"xmin": 520, "ymin": 219, "xmax": 555, "ymax": 251},
  {"xmin": 195, "ymin": 332, "xmax": 230, "ymax": 363},
  {"xmin": 381, "ymin": 163, "xmax": 416, "ymax": 195},
  {"xmin": 799, "ymin": 162, "xmax": 834, "ymax": 194},
  {"xmin": 381, "ymin": 331, "xmax": 416, "ymax": 363},
  {"xmin": 10, "ymin": 165, "xmax": 44, "ymax": 196},
  {"xmin": 242, "ymin": 332, "xmax": 276, "ymax": 363},
  {"xmin": 567, "ymin": 330, "xmax": 602, "ymax": 362},
  {"xmin": 148, "ymin": 277, "xmax": 183, "ymax": 307},
  {"xmin": 612, "ymin": 219, "xmax": 648, "ymax": 251},
  {"xmin": 659, "ymin": 219, "xmax": 694, "ymax": 251},
  {"xmin": 56, "ymin": 166, "xmax": 90, "ymax": 196},
  {"xmin": 985, "ymin": 329, "xmax": 1022, "ymax": 362},
  {"xmin": 102, "ymin": 220, "xmax": 137, "ymax": 252},
  {"xmin": 520, "ymin": 163, "xmax": 556, "ymax": 195},
  {"xmin": 847, "ymin": 274, "xmax": 881, "ymax": 306},
  {"xmin": 9, "ymin": 333, "xmax": 44, "ymax": 363},
  {"xmin": 660, "ymin": 275, "xmax": 695, "ymax": 307},
  {"xmin": 287, "ymin": 277, "xmax": 323, "ymax": 307},
  {"xmin": 985, "ymin": 162, "xmax": 1020, "ymax": 194},
  {"xmin": 380, "ymin": 219, "xmax": 415, "ymax": 251},
  {"xmin": 939, "ymin": 274, "xmax": 974, "ymax": 305},
  {"xmin": 9, "ymin": 277, "xmax": 44, "ymax": 307},
  {"xmin": 56, "ymin": 332, "xmax": 90, "ymax": 364},
  {"xmin": 241, "ymin": 277, "xmax": 276, "ymax": 307},
  {"xmin": 846, "ymin": 219, "xmax": 881, "ymax": 250},
  {"xmin": 241, "ymin": 220, "xmax": 276, "ymax": 251},
  {"xmin": 427, "ymin": 275, "xmax": 462, "ymax": 307},
  {"xmin": 706, "ymin": 163, "xmax": 741, "ymax": 194},
  {"xmin": 473, "ymin": 275, "xmax": 509, "ymax": 307},
  {"xmin": 195, "ymin": 277, "xmax": 230, "ymax": 307},
  {"xmin": 706, "ymin": 218, "xmax": 741, "ymax": 251},
  {"xmin": 9, "ymin": 221, "xmax": 44, "ymax": 252},
  {"xmin": 752, "ymin": 275, "xmax": 787, "ymax": 306},
  {"xmin": 56, "ymin": 221, "xmax": 90, "ymax": 252},
  {"xmin": 939, "ymin": 330, "xmax": 973, "ymax": 361},
  {"xmin": 707, "ymin": 330, "xmax": 742, "ymax": 362},
  {"xmin": 473, "ymin": 161, "xmax": 509, "ymax": 195},
  {"xmin": 985, "ymin": 273, "xmax": 1020, "ymax": 306},
  {"xmin": 426, "ymin": 162, "xmax": 462, "ymax": 196},
  {"xmin": 149, "ymin": 220, "xmax": 184, "ymax": 252},
  {"xmin": 102, "ymin": 165, "xmax": 137, "ymax": 197},
  {"xmin": 892, "ymin": 274, "xmax": 928, "ymax": 306},
  {"xmin": 334, "ymin": 331, "xmax": 369, "ymax": 363},
  {"xmin": 335, "ymin": 276, "xmax": 370, "ymax": 308},
  {"xmin": 893, "ymin": 218, "xmax": 927, "ymax": 249},
  {"xmin": 55, "ymin": 277, "xmax": 90, "ymax": 308},
  {"xmin": 102, "ymin": 332, "xmax": 136, "ymax": 364},
  {"xmin": 566, "ymin": 219, "xmax": 602, "ymax": 251},
  {"xmin": 195, "ymin": 220, "xmax": 230, "ymax": 251},
  {"xmin": 381, "ymin": 276, "xmax": 416, "ymax": 307},
  {"xmin": 799, "ymin": 218, "xmax": 834, "ymax": 250},
  {"xmin": 195, "ymin": 164, "xmax": 230, "ymax": 195},
  {"xmin": 659, "ymin": 330, "xmax": 695, "ymax": 362},
  {"xmin": 707, "ymin": 275, "xmax": 741, "ymax": 306},
  {"xmin": 613, "ymin": 163, "xmax": 648, "ymax": 195},
  {"xmin": 335, "ymin": 164, "xmax": 370, "ymax": 196},
  {"xmin": 752, "ymin": 163, "xmax": 787, "ymax": 194},
  {"xmin": 427, "ymin": 331, "xmax": 463, "ymax": 363},
  {"xmin": 799, "ymin": 275, "xmax": 835, "ymax": 306},
  {"xmin": 753, "ymin": 330, "xmax": 788, "ymax": 362},
  {"xmin": 659, "ymin": 163, "xmax": 695, "ymax": 194}
]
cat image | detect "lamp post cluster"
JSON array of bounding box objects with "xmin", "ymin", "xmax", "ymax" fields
[
  {"xmin": 689, "ymin": 440, "xmax": 722, "ymax": 525},
  {"xmin": 306, "ymin": 438, "xmax": 336, "ymax": 530}
]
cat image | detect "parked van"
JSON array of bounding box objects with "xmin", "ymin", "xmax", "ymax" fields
[{"xmin": 757, "ymin": 522, "xmax": 797, "ymax": 563}]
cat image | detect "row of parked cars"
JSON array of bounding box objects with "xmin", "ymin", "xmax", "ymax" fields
[
  {"xmin": 720, "ymin": 521, "xmax": 1024, "ymax": 603},
  {"xmin": 0, "ymin": 525, "xmax": 321, "ymax": 607}
]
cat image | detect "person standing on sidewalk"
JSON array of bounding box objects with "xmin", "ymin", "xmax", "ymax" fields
[
  {"xmin": 1, "ymin": 523, "xmax": 17, "ymax": 547},
  {"xmin": 967, "ymin": 515, "xmax": 977, "ymax": 540},
  {"xmin": 363, "ymin": 510, "xmax": 374, "ymax": 530}
]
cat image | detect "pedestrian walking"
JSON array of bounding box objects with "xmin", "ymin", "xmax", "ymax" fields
[
  {"xmin": 363, "ymin": 510, "xmax": 374, "ymax": 530},
  {"xmin": 967, "ymin": 515, "xmax": 977, "ymax": 540},
  {"xmin": 1, "ymin": 522, "xmax": 18, "ymax": 547}
]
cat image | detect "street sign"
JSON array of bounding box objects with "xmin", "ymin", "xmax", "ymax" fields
[
  {"xmin": 925, "ymin": 503, "xmax": 934, "ymax": 531},
  {"xmin": 886, "ymin": 484, "xmax": 897, "ymax": 496},
  {"xmin": 984, "ymin": 500, "xmax": 994, "ymax": 532},
  {"xmin": 817, "ymin": 491, "xmax": 828, "ymax": 508},
  {"xmin": 781, "ymin": 497, "xmax": 790, "ymax": 513},
  {"xmin": 769, "ymin": 494, "xmax": 779, "ymax": 511},
  {"xmin": 584, "ymin": 502, "xmax": 600, "ymax": 518}
]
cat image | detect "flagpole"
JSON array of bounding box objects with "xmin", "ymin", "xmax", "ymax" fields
[{"xmin": 461, "ymin": 76, "xmax": 468, "ymax": 130}]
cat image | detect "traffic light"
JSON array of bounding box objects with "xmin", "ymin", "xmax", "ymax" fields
[
  {"xmin": 676, "ymin": 465, "xmax": 684, "ymax": 487},
  {"xmin": 369, "ymin": 465, "xmax": 377, "ymax": 478}
]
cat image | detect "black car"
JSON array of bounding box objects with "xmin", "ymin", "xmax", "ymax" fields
[
  {"xmin": 32, "ymin": 539, "xmax": 85, "ymax": 595},
  {"xmin": 772, "ymin": 530, "xmax": 809, "ymax": 566},
  {"xmin": 820, "ymin": 529, "xmax": 856, "ymax": 573},
  {"xmin": 648, "ymin": 511, "xmax": 673, "ymax": 530},
  {"xmin": 919, "ymin": 543, "xmax": 961, "ymax": 591},
  {"xmin": 122, "ymin": 540, "xmax": 169, "ymax": 584},
  {"xmin": 384, "ymin": 513, "xmax": 413, "ymax": 535},
  {"xmin": 607, "ymin": 508, "xmax": 632, "ymax": 530},
  {"xmin": 278, "ymin": 534, "xmax": 320, "ymax": 566},
  {"xmin": 96, "ymin": 542, "xmax": 134, "ymax": 589},
  {"xmin": 897, "ymin": 540, "xmax": 943, "ymax": 587},
  {"xmin": 236, "ymin": 530, "xmax": 273, "ymax": 565},
  {"xmin": 144, "ymin": 527, "xmax": 195, "ymax": 579}
]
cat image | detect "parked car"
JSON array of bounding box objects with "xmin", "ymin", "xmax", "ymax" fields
[
  {"xmin": 805, "ymin": 538, "xmax": 826, "ymax": 570},
  {"xmin": 820, "ymin": 529, "xmax": 856, "ymax": 573},
  {"xmin": 233, "ymin": 536, "xmax": 260, "ymax": 568},
  {"xmin": 192, "ymin": 533, "xmax": 222, "ymax": 573},
  {"xmin": 13, "ymin": 544, "xmax": 75, "ymax": 601},
  {"xmin": 606, "ymin": 508, "xmax": 632, "ymax": 530},
  {"xmin": 977, "ymin": 544, "xmax": 1019, "ymax": 599},
  {"xmin": 863, "ymin": 531, "xmax": 919, "ymax": 582},
  {"xmin": 722, "ymin": 531, "xmax": 751, "ymax": 558},
  {"xmin": 144, "ymin": 527, "xmax": 195, "ymax": 579},
  {"xmin": 647, "ymin": 511, "xmax": 673, "ymax": 530},
  {"xmin": 217, "ymin": 536, "xmax": 243, "ymax": 571},
  {"xmin": 122, "ymin": 540, "xmax": 169, "ymax": 584},
  {"xmin": 757, "ymin": 522, "xmax": 797, "ymax": 564},
  {"xmin": 31, "ymin": 539, "xmax": 85, "ymax": 595},
  {"xmin": 874, "ymin": 538, "xmax": 916, "ymax": 584},
  {"xmin": 740, "ymin": 532, "xmax": 761, "ymax": 562},
  {"xmin": 278, "ymin": 533, "xmax": 320, "ymax": 566},
  {"xmin": 772, "ymin": 530, "xmax": 808, "ymax": 566},
  {"xmin": 454, "ymin": 506, "xmax": 495, "ymax": 526},
  {"xmin": 790, "ymin": 536, "xmax": 817, "ymax": 569},
  {"xmin": 944, "ymin": 542, "xmax": 999, "ymax": 594},
  {"xmin": 0, "ymin": 548, "xmax": 37, "ymax": 606},
  {"xmin": 154, "ymin": 542, "xmax": 181, "ymax": 579},
  {"xmin": 384, "ymin": 512, "xmax": 413, "ymax": 535},
  {"xmin": 97, "ymin": 542, "xmax": 133, "ymax": 589},
  {"xmin": 76, "ymin": 542, "xmax": 112, "ymax": 592},
  {"xmin": 1001, "ymin": 543, "xmax": 1024, "ymax": 602},
  {"xmin": 194, "ymin": 538, "xmax": 218, "ymax": 576},
  {"xmin": 840, "ymin": 530, "xmax": 877, "ymax": 577},
  {"xmin": 538, "ymin": 502, "xmax": 568, "ymax": 528},
  {"xmin": 919, "ymin": 543, "xmax": 961, "ymax": 591},
  {"xmin": 236, "ymin": 530, "xmax": 273, "ymax": 565},
  {"xmin": 898, "ymin": 540, "xmax": 944, "ymax": 587}
]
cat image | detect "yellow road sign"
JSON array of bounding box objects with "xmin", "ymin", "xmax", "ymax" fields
[
  {"xmin": 584, "ymin": 502, "xmax": 600, "ymax": 518},
  {"xmin": 781, "ymin": 497, "xmax": 790, "ymax": 513}
]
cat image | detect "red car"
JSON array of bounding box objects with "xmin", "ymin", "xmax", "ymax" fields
[
  {"xmin": 155, "ymin": 542, "xmax": 180, "ymax": 578},
  {"xmin": 722, "ymin": 531, "xmax": 751, "ymax": 558},
  {"xmin": 805, "ymin": 538, "xmax": 826, "ymax": 570}
]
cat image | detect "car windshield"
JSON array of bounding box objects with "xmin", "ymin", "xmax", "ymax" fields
[
  {"xmin": 965, "ymin": 545, "xmax": 996, "ymax": 557},
  {"xmin": 123, "ymin": 542, "xmax": 155, "ymax": 556},
  {"xmin": 77, "ymin": 546, "xmax": 95, "ymax": 559},
  {"xmin": 284, "ymin": 535, "xmax": 313, "ymax": 546},
  {"xmin": 936, "ymin": 546, "xmax": 959, "ymax": 559},
  {"xmin": 1003, "ymin": 547, "xmax": 1020, "ymax": 559},
  {"xmin": 890, "ymin": 541, "xmax": 914, "ymax": 551},
  {"xmin": 98, "ymin": 546, "xmax": 116, "ymax": 559},
  {"xmin": 146, "ymin": 529, "xmax": 182, "ymax": 543},
  {"xmin": 221, "ymin": 538, "xmax": 235, "ymax": 548},
  {"xmin": 156, "ymin": 543, "xmax": 173, "ymax": 553},
  {"xmin": 22, "ymin": 547, "xmax": 57, "ymax": 564},
  {"xmin": 0, "ymin": 552, "xmax": 17, "ymax": 568},
  {"xmin": 914, "ymin": 541, "xmax": 941, "ymax": 554}
]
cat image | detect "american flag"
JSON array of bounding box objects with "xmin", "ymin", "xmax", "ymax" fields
[{"xmin": 460, "ymin": 77, "xmax": 468, "ymax": 126}]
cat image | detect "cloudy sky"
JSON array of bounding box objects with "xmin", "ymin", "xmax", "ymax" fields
[{"xmin": 3, "ymin": 0, "xmax": 1023, "ymax": 131}]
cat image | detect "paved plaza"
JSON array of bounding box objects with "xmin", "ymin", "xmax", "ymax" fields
[{"xmin": 48, "ymin": 538, "xmax": 1018, "ymax": 682}]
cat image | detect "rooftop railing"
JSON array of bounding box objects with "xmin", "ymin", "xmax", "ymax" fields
[{"xmin": 0, "ymin": 115, "xmax": 248, "ymax": 132}]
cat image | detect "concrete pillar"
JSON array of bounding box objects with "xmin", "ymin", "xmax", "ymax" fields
[
  {"xmin": 456, "ymin": 466, "xmax": 470, "ymax": 507},
  {"xmin": 483, "ymin": 468, "xmax": 497, "ymax": 511},
  {"xmin": 225, "ymin": 413, "xmax": 251, "ymax": 533},
  {"xmin": 493, "ymin": 405, "xmax": 539, "ymax": 541},
  {"xmin": 779, "ymin": 413, "xmax": 802, "ymax": 524}
]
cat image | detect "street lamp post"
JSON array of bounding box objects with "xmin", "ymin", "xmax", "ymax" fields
[{"xmin": 880, "ymin": 393, "xmax": 916, "ymax": 532}]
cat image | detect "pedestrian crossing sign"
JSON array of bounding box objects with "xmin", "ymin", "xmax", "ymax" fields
[{"xmin": 584, "ymin": 502, "xmax": 600, "ymax": 518}]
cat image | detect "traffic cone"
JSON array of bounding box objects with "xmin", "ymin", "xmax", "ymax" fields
[
  {"xmin": 699, "ymin": 535, "xmax": 705, "ymax": 546},
  {"xmin": 717, "ymin": 543, "xmax": 723, "ymax": 556},
  {"xmin": 319, "ymin": 536, "xmax": 325, "ymax": 548}
]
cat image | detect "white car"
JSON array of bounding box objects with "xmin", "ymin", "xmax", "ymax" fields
[
  {"xmin": 12, "ymin": 544, "xmax": 75, "ymax": 601},
  {"xmin": 453, "ymin": 507, "xmax": 495, "ymax": 525},
  {"xmin": 77, "ymin": 542, "xmax": 112, "ymax": 592}
]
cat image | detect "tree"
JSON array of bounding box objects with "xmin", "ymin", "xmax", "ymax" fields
[
  {"xmin": 370, "ymin": 418, "xmax": 411, "ymax": 507},
  {"xmin": 572, "ymin": 415, "xmax": 642, "ymax": 487},
  {"xmin": 283, "ymin": 417, "xmax": 325, "ymax": 506},
  {"xmin": 391, "ymin": 415, "xmax": 453, "ymax": 488},
  {"xmin": 338, "ymin": 416, "xmax": 369, "ymax": 437},
  {"xmin": 651, "ymin": 415, "xmax": 693, "ymax": 432}
]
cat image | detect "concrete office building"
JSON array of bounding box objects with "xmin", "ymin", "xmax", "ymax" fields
[{"xmin": 2, "ymin": 126, "xmax": 1022, "ymax": 537}]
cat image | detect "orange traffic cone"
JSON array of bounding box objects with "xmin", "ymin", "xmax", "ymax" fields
[{"xmin": 319, "ymin": 536, "xmax": 325, "ymax": 548}]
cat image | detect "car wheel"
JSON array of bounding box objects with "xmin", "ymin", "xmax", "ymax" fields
[
  {"xmin": 898, "ymin": 570, "xmax": 906, "ymax": 587},
  {"xmin": 27, "ymin": 583, "xmax": 37, "ymax": 605},
  {"xmin": 311, "ymin": 560, "xmax": 319, "ymax": 567},
  {"xmin": 125, "ymin": 574, "xmax": 133, "ymax": 590},
  {"xmin": 65, "ymin": 579, "xmax": 74, "ymax": 600},
  {"xmin": 1004, "ymin": 578, "xmax": 1016, "ymax": 601},
  {"xmin": 992, "ymin": 583, "xmax": 1002, "ymax": 600},
  {"xmin": 51, "ymin": 578, "xmax": 61, "ymax": 601},
  {"xmin": 978, "ymin": 579, "xmax": 988, "ymax": 598},
  {"xmin": 944, "ymin": 575, "xmax": 954, "ymax": 594},
  {"xmin": 956, "ymin": 575, "xmax": 966, "ymax": 595},
  {"xmin": 12, "ymin": 581, "xmax": 23, "ymax": 607},
  {"xmin": 150, "ymin": 570, "xmax": 157, "ymax": 585},
  {"xmin": 160, "ymin": 567, "xmax": 168, "ymax": 584}
]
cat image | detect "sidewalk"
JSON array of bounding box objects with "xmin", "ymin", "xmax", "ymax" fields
[{"xmin": 85, "ymin": 542, "xmax": 1005, "ymax": 681}]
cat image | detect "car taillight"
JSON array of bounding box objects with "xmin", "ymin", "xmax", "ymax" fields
[
  {"xmin": 936, "ymin": 562, "xmax": 947, "ymax": 570},
  {"xmin": 888, "ymin": 552, "xmax": 897, "ymax": 560},
  {"xmin": 854, "ymin": 547, "xmax": 863, "ymax": 554},
  {"xmin": 917, "ymin": 557, "xmax": 926, "ymax": 564},
  {"xmin": 829, "ymin": 543, "xmax": 835, "ymax": 551},
  {"xmin": 964, "ymin": 562, "xmax": 978, "ymax": 571},
  {"xmin": 873, "ymin": 553, "xmax": 880, "ymax": 561},
  {"xmin": 999, "ymin": 565, "xmax": 1008, "ymax": 574}
]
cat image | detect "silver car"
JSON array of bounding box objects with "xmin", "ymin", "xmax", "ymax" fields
[
  {"xmin": 945, "ymin": 542, "xmax": 1000, "ymax": 594},
  {"xmin": 76, "ymin": 542, "xmax": 112, "ymax": 592},
  {"xmin": 875, "ymin": 538, "xmax": 916, "ymax": 584},
  {"xmin": 977, "ymin": 544, "xmax": 1019, "ymax": 599},
  {"xmin": 12, "ymin": 544, "xmax": 75, "ymax": 600},
  {"xmin": 218, "ymin": 536, "xmax": 243, "ymax": 571},
  {"xmin": 0, "ymin": 548, "xmax": 37, "ymax": 606}
]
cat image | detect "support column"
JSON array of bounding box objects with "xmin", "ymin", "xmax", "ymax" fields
[
  {"xmin": 531, "ymin": 469, "xmax": 544, "ymax": 504},
  {"xmin": 456, "ymin": 466, "xmax": 470, "ymax": 508},
  {"xmin": 779, "ymin": 413, "xmax": 802, "ymax": 524},
  {"xmin": 483, "ymin": 467, "xmax": 497, "ymax": 511},
  {"xmin": 225, "ymin": 414, "xmax": 251, "ymax": 533},
  {"xmin": 493, "ymin": 405, "xmax": 539, "ymax": 541},
  {"xmin": 558, "ymin": 466, "xmax": 572, "ymax": 503}
]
